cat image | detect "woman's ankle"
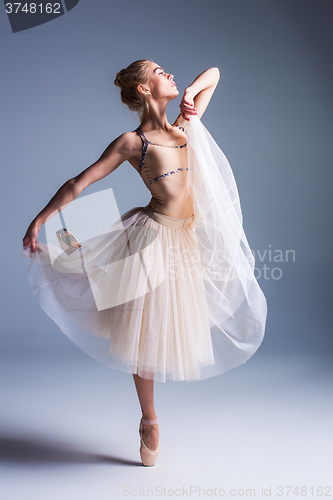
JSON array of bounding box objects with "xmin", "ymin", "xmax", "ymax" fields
[{"xmin": 142, "ymin": 412, "xmax": 157, "ymax": 421}]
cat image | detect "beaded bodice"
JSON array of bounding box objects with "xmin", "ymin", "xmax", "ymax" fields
[
  {"xmin": 135, "ymin": 126, "xmax": 189, "ymax": 186},
  {"xmin": 134, "ymin": 125, "xmax": 194, "ymax": 218}
]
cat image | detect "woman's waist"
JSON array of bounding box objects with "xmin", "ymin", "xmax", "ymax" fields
[
  {"xmin": 144, "ymin": 203, "xmax": 195, "ymax": 228},
  {"xmin": 148, "ymin": 197, "xmax": 194, "ymax": 219}
]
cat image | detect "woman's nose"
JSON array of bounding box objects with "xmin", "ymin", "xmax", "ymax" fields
[{"xmin": 167, "ymin": 73, "xmax": 174, "ymax": 81}]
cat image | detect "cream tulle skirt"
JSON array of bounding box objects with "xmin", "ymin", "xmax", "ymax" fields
[{"xmin": 21, "ymin": 204, "xmax": 222, "ymax": 382}]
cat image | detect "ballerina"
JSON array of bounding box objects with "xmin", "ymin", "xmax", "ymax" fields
[{"xmin": 22, "ymin": 60, "xmax": 267, "ymax": 466}]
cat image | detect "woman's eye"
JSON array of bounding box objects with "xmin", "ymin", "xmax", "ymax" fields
[{"xmin": 159, "ymin": 72, "xmax": 164, "ymax": 76}]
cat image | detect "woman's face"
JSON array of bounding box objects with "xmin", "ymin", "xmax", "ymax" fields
[{"xmin": 146, "ymin": 61, "xmax": 179, "ymax": 100}]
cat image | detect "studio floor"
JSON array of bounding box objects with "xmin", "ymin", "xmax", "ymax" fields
[{"xmin": 0, "ymin": 347, "xmax": 332, "ymax": 500}]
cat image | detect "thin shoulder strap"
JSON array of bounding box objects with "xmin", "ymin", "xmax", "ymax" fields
[
  {"xmin": 135, "ymin": 128, "xmax": 148, "ymax": 175},
  {"xmin": 175, "ymin": 125, "xmax": 187, "ymax": 134}
]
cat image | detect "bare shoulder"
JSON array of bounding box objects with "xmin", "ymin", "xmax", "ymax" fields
[
  {"xmin": 115, "ymin": 131, "xmax": 141, "ymax": 153},
  {"xmin": 110, "ymin": 130, "xmax": 143, "ymax": 170}
]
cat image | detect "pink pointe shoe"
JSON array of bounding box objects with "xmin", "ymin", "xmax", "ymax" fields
[{"xmin": 139, "ymin": 417, "xmax": 160, "ymax": 466}]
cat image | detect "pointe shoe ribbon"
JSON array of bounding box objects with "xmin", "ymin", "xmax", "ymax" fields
[{"xmin": 139, "ymin": 417, "xmax": 160, "ymax": 466}]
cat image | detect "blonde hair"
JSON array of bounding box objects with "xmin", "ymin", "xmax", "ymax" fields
[{"xmin": 114, "ymin": 60, "xmax": 152, "ymax": 122}]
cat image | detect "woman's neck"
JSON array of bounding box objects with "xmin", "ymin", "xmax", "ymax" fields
[{"xmin": 140, "ymin": 100, "xmax": 172, "ymax": 132}]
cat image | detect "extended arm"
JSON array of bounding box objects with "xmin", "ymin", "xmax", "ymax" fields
[
  {"xmin": 22, "ymin": 132, "xmax": 134, "ymax": 252},
  {"xmin": 174, "ymin": 67, "xmax": 220, "ymax": 125}
]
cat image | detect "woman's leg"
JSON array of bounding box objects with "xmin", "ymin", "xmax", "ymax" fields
[{"xmin": 133, "ymin": 373, "xmax": 159, "ymax": 450}]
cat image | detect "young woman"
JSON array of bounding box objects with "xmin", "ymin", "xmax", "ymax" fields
[{"xmin": 22, "ymin": 60, "xmax": 267, "ymax": 467}]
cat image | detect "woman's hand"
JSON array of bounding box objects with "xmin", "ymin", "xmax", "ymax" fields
[
  {"xmin": 22, "ymin": 220, "xmax": 41, "ymax": 253},
  {"xmin": 179, "ymin": 88, "xmax": 197, "ymax": 122},
  {"xmin": 175, "ymin": 68, "xmax": 220, "ymax": 125}
]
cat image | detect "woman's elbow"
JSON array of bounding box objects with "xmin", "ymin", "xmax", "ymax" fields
[
  {"xmin": 72, "ymin": 175, "xmax": 86, "ymax": 198},
  {"xmin": 211, "ymin": 67, "xmax": 220, "ymax": 82}
]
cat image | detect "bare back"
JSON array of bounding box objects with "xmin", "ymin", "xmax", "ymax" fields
[{"xmin": 127, "ymin": 125, "xmax": 194, "ymax": 218}]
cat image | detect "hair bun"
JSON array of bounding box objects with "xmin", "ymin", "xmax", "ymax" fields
[
  {"xmin": 113, "ymin": 60, "xmax": 152, "ymax": 121},
  {"xmin": 114, "ymin": 71, "xmax": 123, "ymax": 88}
]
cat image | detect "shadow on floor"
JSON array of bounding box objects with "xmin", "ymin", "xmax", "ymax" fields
[{"xmin": 0, "ymin": 434, "xmax": 141, "ymax": 466}]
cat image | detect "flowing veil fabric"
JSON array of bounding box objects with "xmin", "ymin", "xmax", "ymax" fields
[
  {"xmin": 20, "ymin": 116, "xmax": 267, "ymax": 382},
  {"xmin": 183, "ymin": 116, "xmax": 267, "ymax": 378}
]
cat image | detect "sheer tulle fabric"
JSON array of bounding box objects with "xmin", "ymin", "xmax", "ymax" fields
[
  {"xmin": 185, "ymin": 116, "xmax": 267, "ymax": 378},
  {"xmin": 21, "ymin": 117, "xmax": 267, "ymax": 382}
]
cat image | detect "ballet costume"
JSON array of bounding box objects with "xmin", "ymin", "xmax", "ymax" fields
[
  {"xmin": 21, "ymin": 116, "xmax": 267, "ymax": 383},
  {"xmin": 21, "ymin": 116, "xmax": 267, "ymax": 465}
]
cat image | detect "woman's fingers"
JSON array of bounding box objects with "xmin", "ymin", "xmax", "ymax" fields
[
  {"xmin": 180, "ymin": 98, "xmax": 195, "ymax": 108},
  {"xmin": 181, "ymin": 107, "xmax": 197, "ymax": 115},
  {"xmin": 181, "ymin": 105, "xmax": 196, "ymax": 113},
  {"xmin": 180, "ymin": 104, "xmax": 197, "ymax": 121},
  {"xmin": 22, "ymin": 236, "xmax": 31, "ymax": 249},
  {"xmin": 179, "ymin": 89, "xmax": 197, "ymax": 121},
  {"xmin": 23, "ymin": 224, "xmax": 40, "ymax": 253},
  {"xmin": 180, "ymin": 102, "xmax": 197, "ymax": 111},
  {"xmin": 23, "ymin": 240, "xmax": 36, "ymax": 253}
]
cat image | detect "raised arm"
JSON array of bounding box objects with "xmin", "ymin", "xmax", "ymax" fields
[
  {"xmin": 22, "ymin": 132, "xmax": 134, "ymax": 252},
  {"xmin": 174, "ymin": 67, "xmax": 220, "ymax": 126}
]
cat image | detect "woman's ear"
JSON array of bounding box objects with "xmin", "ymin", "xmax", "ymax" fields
[{"xmin": 137, "ymin": 84, "xmax": 151, "ymax": 96}]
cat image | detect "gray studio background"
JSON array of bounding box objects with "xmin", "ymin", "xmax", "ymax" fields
[
  {"xmin": 1, "ymin": 0, "xmax": 331, "ymax": 354},
  {"xmin": 1, "ymin": 0, "xmax": 333, "ymax": 497}
]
